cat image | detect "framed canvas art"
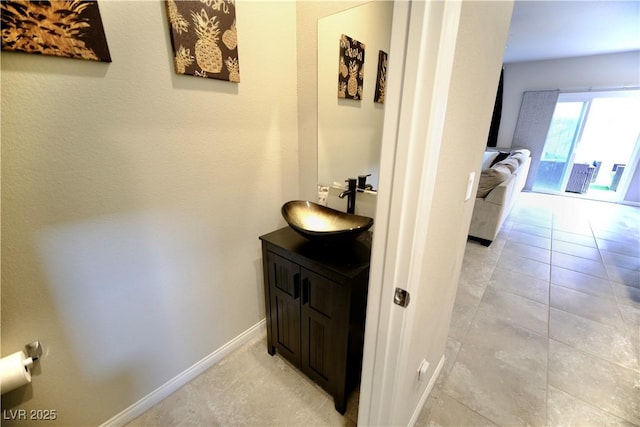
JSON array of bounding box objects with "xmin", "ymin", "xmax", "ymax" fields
[
  {"xmin": 0, "ymin": 0, "xmax": 111, "ymax": 62},
  {"xmin": 166, "ymin": 0, "xmax": 240, "ymax": 82},
  {"xmin": 337, "ymin": 34, "xmax": 365, "ymax": 100},
  {"xmin": 374, "ymin": 50, "xmax": 387, "ymax": 104}
]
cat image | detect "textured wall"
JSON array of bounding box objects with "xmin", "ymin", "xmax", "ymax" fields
[{"xmin": 0, "ymin": 1, "xmax": 298, "ymax": 425}]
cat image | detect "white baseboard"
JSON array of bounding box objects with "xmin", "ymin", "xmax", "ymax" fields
[
  {"xmin": 408, "ymin": 354, "xmax": 446, "ymax": 427},
  {"xmin": 100, "ymin": 319, "xmax": 266, "ymax": 427}
]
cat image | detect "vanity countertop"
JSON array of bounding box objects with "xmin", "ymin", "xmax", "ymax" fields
[{"xmin": 259, "ymin": 226, "xmax": 372, "ymax": 281}]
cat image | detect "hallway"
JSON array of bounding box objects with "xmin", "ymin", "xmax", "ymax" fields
[
  {"xmin": 418, "ymin": 192, "xmax": 640, "ymax": 426},
  {"xmin": 129, "ymin": 192, "xmax": 639, "ymax": 426}
]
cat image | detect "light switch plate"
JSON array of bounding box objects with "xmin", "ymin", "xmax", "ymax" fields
[
  {"xmin": 417, "ymin": 359, "xmax": 430, "ymax": 381},
  {"xmin": 465, "ymin": 172, "xmax": 475, "ymax": 201}
]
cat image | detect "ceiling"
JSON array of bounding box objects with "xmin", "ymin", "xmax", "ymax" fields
[{"xmin": 503, "ymin": 0, "xmax": 640, "ymax": 63}]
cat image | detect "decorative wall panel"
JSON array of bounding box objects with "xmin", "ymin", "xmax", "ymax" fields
[
  {"xmin": 1, "ymin": 0, "xmax": 111, "ymax": 62},
  {"xmin": 337, "ymin": 34, "xmax": 365, "ymax": 100},
  {"xmin": 166, "ymin": 0, "xmax": 240, "ymax": 82}
]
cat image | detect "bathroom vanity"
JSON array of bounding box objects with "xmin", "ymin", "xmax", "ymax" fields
[{"xmin": 259, "ymin": 226, "xmax": 371, "ymax": 414}]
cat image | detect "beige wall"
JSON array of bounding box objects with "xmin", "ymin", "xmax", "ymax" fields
[{"xmin": 0, "ymin": 1, "xmax": 298, "ymax": 425}]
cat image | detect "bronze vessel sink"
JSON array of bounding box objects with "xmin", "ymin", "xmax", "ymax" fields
[{"xmin": 281, "ymin": 201, "xmax": 373, "ymax": 242}]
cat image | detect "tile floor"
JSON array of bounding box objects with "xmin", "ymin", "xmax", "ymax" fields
[
  {"xmin": 129, "ymin": 192, "xmax": 639, "ymax": 426},
  {"xmin": 127, "ymin": 331, "xmax": 360, "ymax": 426},
  {"xmin": 418, "ymin": 192, "xmax": 639, "ymax": 427}
]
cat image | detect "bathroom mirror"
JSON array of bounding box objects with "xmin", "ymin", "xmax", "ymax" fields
[{"xmin": 317, "ymin": 1, "xmax": 393, "ymax": 191}]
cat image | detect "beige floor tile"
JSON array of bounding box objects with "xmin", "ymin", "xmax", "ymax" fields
[
  {"xmin": 549, "ymin": 308, "xmax": 639, "ymax": 371},
  {"xmin": 551, "ymin": 285, "xmax": 624, "ymax": 327},
  {"xmin": 416, "ymin": 392, "xmax": 497, "ymax": 427},
  {"xmin": 550, "ymin": 265, "xmax": 615, "ymax": 300},
  {"xmin": 447, "ymin": 281, "xmax": 485, "ymax": 342},
  {"xmin": 619, "ymin": 304, "xmax": 640, "ymax": 328},
  {"xmin": 126, "ymin": 382, "xmax": 219, "ymax": 426},
  {"xmin": 597, "ymin": 238, "xmax": 640, "ymax": 258},
  {"xmin": 465, "ymin": 306, "xmax": 548, "ymax": 373},
  {"xmin": 547, "ymin": 385, "xmax": 638, "ymax": 427},
  {"xmin": 477, "ymin": 287, "xmax": 548, "ymax": 336},
  {"xmin": 127, "ymin": 333, "xmax": 355, "ymax": 426},
  {"xmin": 511, "ymin": 222, "xmax": 553, "ymax": 238},
  {"xmin": 441, "ymin": 340, "xmax": 546, "ymax": 426},
  {"xmin": 464, "ymin": 238, "xmax": 504, "ymax": 264},
  {"xmin": 612, "ymin": 283, "xmax": 640, "ymax": 309},
  {"xmin": 458, "ymin": 259, "xmax": 495, "ymax": 288},
  {"xmin": 432, "ymin": 337, "xmax": 462, "ymax": 395},
  {"xmin": 552, "ymin": 216, "xmax": 593, "ymax": 236},
  {"xmin": 502, "ymin": 239, "xmax": 552, "ymax": 263},
  {"xmin": 552, "ymin": 229, "xmax": 597, "ymax": 247},
  {"xmin": 488, "ymin": 267, "xmax": 549, "ymax": 304},
  {"xmin": 607, "ymin": 263, "xmax": 640, "ymax": 288},
  {"xmin": 505, "ymin": 230, "xmax": 552, "ymax": 250},
  {"xmin": 548, "ymin": 340, "xmax": 640, "ymax": 425},
  {"xmin": 496, "ymin": 251, "xmax": 551, "ymax": 281},
  {"xmin": 601, "ymin": 250, "xmax": 640, "ymax": 271},
  {"xmin": 553, "ymin": 239, "xmax": 602, "ymax": 260},
  {"xmin": 552, "ymin": 251, "xmax": 608, "ymax": 279}
]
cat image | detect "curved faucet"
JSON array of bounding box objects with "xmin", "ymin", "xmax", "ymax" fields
[{"xmin": 338, "ymin": 178, "xmax": 357, "ymax": 214}]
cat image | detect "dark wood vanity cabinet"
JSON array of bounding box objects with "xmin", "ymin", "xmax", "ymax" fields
[{"xmin": 259, "ymin": 227, "xmax": 371, "ymax": 414}]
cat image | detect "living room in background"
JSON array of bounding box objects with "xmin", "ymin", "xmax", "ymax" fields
[{"xmin": 532, "ymin": 89, "xmax": 640, "ymax": 202}]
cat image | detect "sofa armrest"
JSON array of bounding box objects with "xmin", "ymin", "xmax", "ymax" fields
[{"xmin": 485, "ymin": 181, "xmax": 509, "ymax": 204}]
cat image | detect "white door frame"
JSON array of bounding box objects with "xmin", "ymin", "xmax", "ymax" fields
[{"xmin": 358, "ymin": 0, "xmax": 462, "ymax": 425}]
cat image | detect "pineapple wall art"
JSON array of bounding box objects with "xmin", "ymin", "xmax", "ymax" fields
[
  {"xmin": 374, "ymin": 50, "xmax": 387, "ymax": 104},
  {"xmin": 0, "ymin": 0, "xmax": 111, "ymax": 62},
  {"xmin": 166, "ymin": 0, "xmax": 240, "ymax": 83},
  {"xmin": 338, "ymin": 34, "xmax": 365, "ymax": 100}
]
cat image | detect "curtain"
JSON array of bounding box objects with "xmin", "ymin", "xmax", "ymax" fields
[
  {"xmin": 486, "ymin": 67, "xmax": 504, "ymax": 148},
  {"xmin": 512, "ymin": 90, "xmax": 559, "ymax": 190}
]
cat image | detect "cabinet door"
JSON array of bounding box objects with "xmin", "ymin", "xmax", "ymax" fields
[
  {"xmin": 300, "ymin": 268, "xmax": 349, "ymax": 394},
  {"xmin": 266, "ymin": 252, "xmax": 301, "ymax": 366}
]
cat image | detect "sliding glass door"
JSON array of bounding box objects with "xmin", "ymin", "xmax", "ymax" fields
[
  {"xmin": 533, "ymin": 90, "xmax": 640, "ymax": 201},
  {"xmin": 533, "ymin": 101, "xmax": 587, "ymax": 192}
]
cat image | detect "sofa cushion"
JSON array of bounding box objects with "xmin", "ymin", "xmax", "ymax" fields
[
  {"xmin": 489, "ymin": 151, "xmax": 510, "ymax": 167},
  {"xmin": 481, "ymin": 151, "xmax": 500, "ymax": 169},
  {"xmin": 477, "ymin": 164, "xmax": 511, "ymax": 198},
  {"xmin": 495, "ymin": 157, "xmax": 520, "ymax": 172},
  {"xmin": 510, "ymin": 148, "xmax": 531, "ymax": 157},
  {"xmin": 508, "ymin": 151, "xmax": 527, "ymax": 166}
]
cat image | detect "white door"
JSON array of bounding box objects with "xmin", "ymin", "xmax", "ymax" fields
[
  {"xmin": 358, "ymin": 0, "xmax": 513, "ymax": 424},
  {"xmin": 358, "ymin": 1, "xmax": 462, "ymax": 425}
]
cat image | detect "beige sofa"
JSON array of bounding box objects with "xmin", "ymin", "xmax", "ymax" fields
[{"xmin": 468, "ymin": 148, "xmax": 531, "ymax": 246}]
